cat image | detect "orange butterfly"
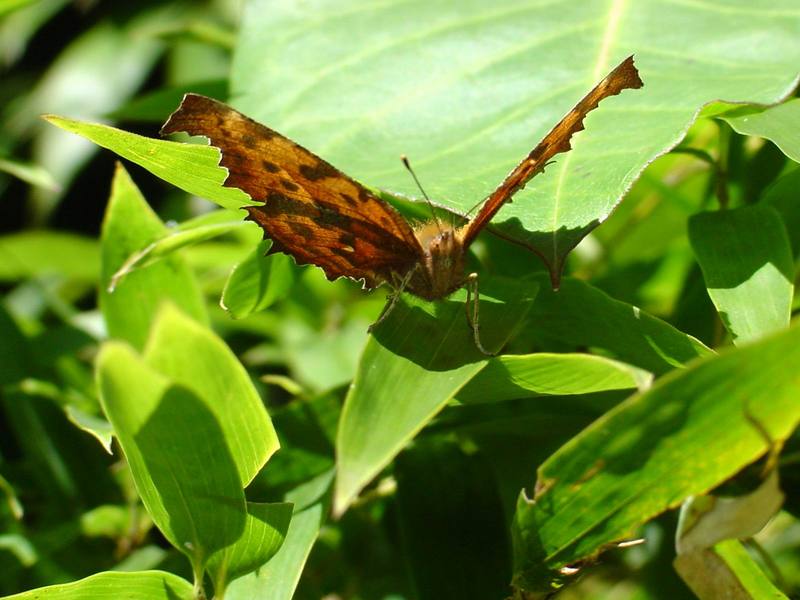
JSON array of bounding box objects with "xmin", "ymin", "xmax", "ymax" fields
[{"xmin": 162, "ymin": 56, "xmax": 643, "ymax": 353}]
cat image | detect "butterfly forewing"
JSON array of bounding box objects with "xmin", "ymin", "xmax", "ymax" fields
[
  {"xmin": 161, "ymin": 94, "xmax": 423, "ymax": 288},
  {"xmin": 461, "ymin": 56, "xmax": 644, "ymax": 247}
]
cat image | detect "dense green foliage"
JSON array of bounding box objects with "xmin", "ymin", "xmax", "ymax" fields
[{"xmin": 1, "ymin": 1, "xmax": 799, "ymax": 599}]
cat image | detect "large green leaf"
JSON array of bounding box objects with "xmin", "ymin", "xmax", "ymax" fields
[
  {"xmin": 689, "ymin": 205, "xmax": 794, "ymax": 344},
  {"xmin": 100, "ymin": 163, "xmax": 207, "ymax": 350},
  {"xmin": 334, "ymin": 277, "xmax": 536, "ymax": 516},
  {"xmin": 721, "ymin": 99, "xmax": 800, "ymax": 163},
  {"xmin": 2, "ymin": 571, "xmax": 193, "ymax": 600},
  {"xmin": 232, "ymin": 0, "xmax": 800, "ymax": 283},
  {"xmin": 512, "ymin": 322, "xmax": 800, "ymax": 593}
]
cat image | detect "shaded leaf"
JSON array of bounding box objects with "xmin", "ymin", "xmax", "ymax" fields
[
  {"xmin": 395, "ymin": 441, "xmax": 511, "ymax": 600},
  {"xmin": 334, "ymin": 277, "xmax": 536, "ymax": 516},
  {"xmin": 221, "ymin": 240, "xmax": 296, "ymax": 318},
  {"xmin": 689, "ymin": 205, "xmax": 793, "ymax": 344},
  {"xmin": 528, "ymin": 274, "xmax": 713, "ymax": 374},
  {"xmin": 207, "ymin": 502, "xmax": 293, "ymax": 593}
]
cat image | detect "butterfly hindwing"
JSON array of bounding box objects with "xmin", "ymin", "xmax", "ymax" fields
[{"xmin": 161, "ymin": 94, "xmax": 423, "ymax": 288}]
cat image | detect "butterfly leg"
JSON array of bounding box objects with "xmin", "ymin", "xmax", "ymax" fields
[
  {"xmin": 368, "ymin": 268, "xmax": 414, "ymax": 333},
  {"xmin": 464, "ymin": 273, "xmax": 494, "ymax": 356}
]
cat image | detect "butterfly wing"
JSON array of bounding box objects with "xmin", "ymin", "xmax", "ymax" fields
[
  {"xmin": 461, "ymin": 56, "xmax": 643, "ymax": 247},
  {"xmin": 161, "ymin": 94, "xmax": 423, "ymax": 288}
]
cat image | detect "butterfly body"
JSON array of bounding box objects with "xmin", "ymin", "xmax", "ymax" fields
[
  {"xmin": 405, "ymin": 225, "xmax": 467, "ymax": 301},
  {"xmin": 161, "ymin": 56, "xmax": 642, "ymax": 323}
]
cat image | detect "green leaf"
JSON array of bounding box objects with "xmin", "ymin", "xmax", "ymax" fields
[
  {"xmin": 96, "ymin": 306, "xmax": 279, "ymax": 570},
  {"xmin": 221, "ymin": 240, "xmax": 296, "ymax": 319},
  {"xmin": 689, "ymin": 205, "xmax": 793, "ymax": 344},
  {"xmin": 0, "ymin": 231, "xmax": 98, "ymax": 282},
  {"xmin": 96, "ymin": 342, "xmax": 247, "ymax": 566},
  {"xmin": 395, "ymin": 441, "xmax": 511, "ymax": 600},
  {"xmin": 457, "ymin": 353, "xmax": 650, "ymax": 403},
  {"xmin": 720, "ymin": 99, "xmax": 800, "ymax": 163},
  {"xmin": 512, "ymin": 322, "xmax": 800, "ymax": 593},
  {"xmin": 207, "ymin": 502, "xmax": 293, "ymax": 594},
  {"xmin": 44, "ymin": 116, "xmax": 251, "ymax": 210},
  {"xmin": 109, "ymin": 218, "xmax": 247, "ymax": 292},
  {"xmin": 334, "ymin": 278, "xmax": 536, "ymax": 516},
  {"xmin": 143, "ymin": 304, "xmax": 279, "ymax": 487},
  {"xmin": 100, "ymin": 163, "xmax": 207, "ymax": 350},
  {"xmin": 529, "ymin": 275, "xmax": 713, "ymax": 374},
  {"xmin": 675, "ymin": 539, "xmax": 789, "ymax": 600},
  {"xmin": 2, "ymin": 571, "xmax": 193, "ymax": 600},
  {"xmin": 231, "ymin": 0, "xmax": 800, "ymax": 283}
]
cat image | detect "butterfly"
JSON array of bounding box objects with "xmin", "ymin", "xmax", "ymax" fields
[{"xmin": 161, "ymin": 56, "xmax": 643, "ymax": 353}]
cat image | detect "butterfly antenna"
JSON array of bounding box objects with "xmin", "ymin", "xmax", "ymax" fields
[{"xmin": 401, "ymin": 155, "xmax": 443, "ymax": 234}]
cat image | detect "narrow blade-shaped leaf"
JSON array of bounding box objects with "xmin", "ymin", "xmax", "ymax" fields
[{"xmin": 512, "ymin": 322, "xmax": 800, "ymax": 593}]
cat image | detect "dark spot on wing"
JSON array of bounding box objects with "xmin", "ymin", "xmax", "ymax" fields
[
  {"xmin": 288, "ymin": 220, "xmax": 314, "ymax": 239},
  {"xmin": 281, "ymin": 179, "xmax": 300, "ymax": 192},
  {"xmin": 264, "ymin": 192, "xmax": 317, "ymax": 218},
  {"xmin": 299, "ymin": 160, "xmax": 338, "ymax": 181},
  {"xmin": 339, "ymin": 232, "xmax": 356, "ymax": 247},
  {"xmin": 242, "ymin": 134, "xmax": 257, "ymax": 148},
  {"xmin": 340, "ymin": 192, "xmax": 358, "ymax": 207},
  {"xmin": 314, "ymin": 203, "xmax": 351, "ymax": 228},
  {"xmin": 262, "ymin": 159, "xmax": 281, "ymax": 173}
]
